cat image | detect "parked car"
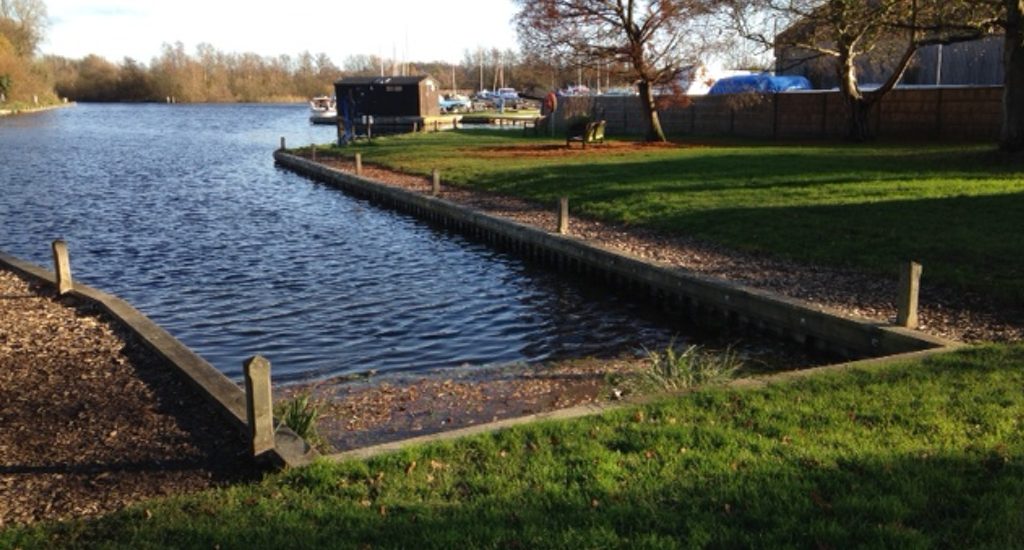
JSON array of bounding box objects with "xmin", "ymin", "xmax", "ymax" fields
[
  {"xmin": 557, "ymin": 85, "xmax": 591, "ymax": 96},
  {"xmin": 439, "ymin": 94, "xmax": 472, "ymax": 113},
  {"xmin": 601, "ymin": 86, "xmax": 638, "ymax": 96}
]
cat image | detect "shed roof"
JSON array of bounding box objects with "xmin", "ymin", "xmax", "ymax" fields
[{"xmin": 335, "ymin": 75, "xmax": 433, "ymax": 86}]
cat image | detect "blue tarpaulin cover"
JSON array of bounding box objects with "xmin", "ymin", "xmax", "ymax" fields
[{"xmin": 708, "ymin": 74, "xmax": 813, "ymax": 95}]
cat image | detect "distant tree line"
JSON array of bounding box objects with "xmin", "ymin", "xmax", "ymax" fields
[
  {"xmin": 4, "ymin": 1, "xmax": 617, "ymax": 105},
  {"xmin": 0, "ymin": 0, "xmax": 672, "ymax": 107},
  {"xmin": 11, "ymin": 45, "xmax": 608, "ymax": 106},
  {"xmin": 40, "ymin": 42, "xmax": 633, "ymax": 104},
  {"xmin": 43, "ymin": 42, "xmax": 343, "ymax": 103},
  {"xmin": 0, "ymin": 0, "xmax": 58, "ymax": 106}
]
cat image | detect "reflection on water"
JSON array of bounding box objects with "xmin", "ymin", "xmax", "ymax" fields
[{"xmin": 0, "ymin": 104, "xmax": 691, "ymax": 382}]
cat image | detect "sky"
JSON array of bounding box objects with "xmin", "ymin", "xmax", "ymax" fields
[{"xmin": 41, "ymin": 1, "xmax": 521, "ymax": 65}]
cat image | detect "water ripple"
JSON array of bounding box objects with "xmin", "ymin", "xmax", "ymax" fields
[{"xmin": 0, "ymin": 104, "xmax": 682, "ymax": 383}]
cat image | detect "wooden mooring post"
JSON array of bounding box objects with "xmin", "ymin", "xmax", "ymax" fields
[
  {"xmin": 354, "ymin": 153, "xmax": 363, "ymax": 176},
  {"xmin": 432, "ymin": 169, "xmax": 441, "ymax": 196},
  {"xmin": 897, "ymin": 261, "xmax": 922, "ymax": 329},
  {"xmin": 51, "ymin": 239, "xmax": 73, "ymax": 295},
  {"xmin": 557, "ymin": 197, "xmax": 569, "ymax": 235},
  {"xmin": 244, "ymin": 355, "xmax": 275, "ymax": 456}
]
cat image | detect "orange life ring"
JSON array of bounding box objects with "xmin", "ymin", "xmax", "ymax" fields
[{"xmin": 543, "ymin": 92, "xmax": 558, "ymax": 113}]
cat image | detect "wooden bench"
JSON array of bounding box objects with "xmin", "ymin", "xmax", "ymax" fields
[{"xmin": 566, "ymin": 119, "xmax": 606, "ymax": 149}]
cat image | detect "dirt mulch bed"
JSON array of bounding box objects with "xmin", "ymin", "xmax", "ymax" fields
[
  {"xmin": 0, "ymin": 270, "xmax": 260, "ymax": 528},
  {"xmin": 312, "ymin": 149, "xmax": 1023, "ymax": 344},
  {"xmin": 279, "ymin": 357, "xmax": 648, "ymax": 452}
]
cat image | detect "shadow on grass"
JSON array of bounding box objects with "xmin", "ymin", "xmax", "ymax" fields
[
  {"xmin": 659, "ymin": 192, "xmax": 1024, "ymax": 305},
  {"xmin": 474, "ymin": 147, "xmax": 1023, "ymax": 200},
  {"xmin": 23, "ymin": 449, "xmax": 1021, "ymax": 548},
  {"xmin": 366, "ymin": 138, "xmax": 1022, "ymax": 193},
  {"xmin": 8, "ymin": 346, "xmax": 1023, "ymax": 548},
  {"xmin": 327, "ymin": 454, "xmax": 1022, "ymax": 548},
  {"xmin": 473, "ymin": 155, "xmax": 1024, "ymax": 303}
]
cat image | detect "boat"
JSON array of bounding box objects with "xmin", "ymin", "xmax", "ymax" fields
[{"xmin": 309, "ymin": 95, "xmax": 337, "ymax": 125}]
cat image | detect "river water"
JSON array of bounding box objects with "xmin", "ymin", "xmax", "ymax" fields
[{"xmin": 0, "ymin": 103, "xmax": 706, "ymax": 382}]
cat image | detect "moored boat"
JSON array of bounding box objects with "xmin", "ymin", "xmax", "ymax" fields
[{"xmin": 309, "ymin": 95, "xmax": 337, "ymax": 124}]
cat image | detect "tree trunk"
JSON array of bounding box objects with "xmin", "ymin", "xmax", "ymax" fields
[
  {"xmin": 844, "ymin": 95, "xmax": 874, "ymax": 142},
  {"xmin": 637, "ymin": 80, "xmax": 666, "ymax": 142},
  {"xmin": 836, "ymin": 51, "xmax": 874, "ymax": 142},
  {"xmin": 1001, "ymin": 0, "xmax": 1024, "ymax": 153}
]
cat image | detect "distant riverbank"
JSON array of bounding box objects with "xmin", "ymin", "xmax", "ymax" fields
[{"xmin": 0, "ymin": 102, "xmax": 76, "ymax": 116}]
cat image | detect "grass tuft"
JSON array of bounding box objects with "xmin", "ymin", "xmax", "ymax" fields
[
  {"xmin": 641, "ymin": 341, "xmax": 741, "ymax": 391},
  {"xmin": 276, "ymin": 394, "xmax": 320, "ymax": 443}
]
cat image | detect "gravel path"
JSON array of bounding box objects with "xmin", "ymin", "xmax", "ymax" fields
[
  {"xmin": 0, "ymin": 270, "xmax": 259, "ymax": 527},
  {"xmin": 314, "ymin": 155, "xmax": 1023, "ymax": 344}
]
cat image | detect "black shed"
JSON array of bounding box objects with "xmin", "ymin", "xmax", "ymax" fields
[{"xmin": 334, "ymin": 75, "xmax": 440, "ymax": 119}]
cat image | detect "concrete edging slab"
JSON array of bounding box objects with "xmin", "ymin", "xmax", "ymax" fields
[
  {"xmin": 269, "ymin": 151, "xmax": 967, "ymax": 464},
  {"xmin": 273, "ymin": 151, "xmax": 957, "ymax": 360},
  {"xmin": 326, "ymin": 345, "xmax": 965, "ymax": 463}
]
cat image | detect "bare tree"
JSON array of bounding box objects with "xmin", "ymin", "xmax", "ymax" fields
[
  {"xmin": 514, "ymin": 0, "xmax": 718, "ymax": 142},
  {"xmin": 0, "ymin": 0, "xmax": 47, "ymax": 56},
  {"xmin": 728, "ymin": 0, "xmax": 998, "ymax": 141}
]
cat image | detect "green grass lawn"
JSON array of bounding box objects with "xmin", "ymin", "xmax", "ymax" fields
[
  {"xmin": 5, "ymin": 344, "xmax": 1022, "ymax": 548},
  {"xmin": 318, "ymin": 132, "xmax": 1024, "ymax": 303}
]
